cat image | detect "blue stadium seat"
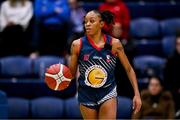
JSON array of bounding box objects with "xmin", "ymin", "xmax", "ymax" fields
[
  {"xmin": 0, "ymin": 56, "xmax": 32, "ymax": 78},
  {"xmin": 31, "ymin": 97, "xmax": 64, "ymax": 118},
  {"xmin": 133, "ymin": 55, "xmax": 166, "ymax": 71},
  {"xmin": 0, "ymin": 90, "xmax": 8, "ymax": 119},
  {"xmin": 138, "ymin": 73, "xmax": 176, "ymax": 89},
  {"xmin": 162, "ymin": 36, "xmax": 176, "ymax": 57},
  {"xmin": 130, "ymin": 18, "xmax": 160, "ymax": 38},
  {"xmin": 160, "ymin": 18, "xmax": 180, "ymax": 36},
  {"xmin": 127, "ymin": 2, "xmax": 180, "ymax": 19},
  {"xmin": 133, "ymin": 55, "xmax": 166, "ymax": 78},
  {"xmin": 64, "ymin": 97, "xmax": 82, "ymax": 119},
  {"xmin": 138, "ymin": 78, "xmax": 149, "ymax": 90},
  {"xmin": 33, "ymin": 56, "xmax": 65, "ymax": 79},
  {"xmin": 8, "ymin": 97, "xmax": 29, "ymax": 118},
  {"xmin": 134, "ymin": 39, "xmax": 162, "ymax": 56},
  {"xmin": 117, "ymin": 96, "xmax": 132, "ymax": 119},
  {"xmin": 127, "ymin": 3, "xmax": 158, "ymax": 19}
]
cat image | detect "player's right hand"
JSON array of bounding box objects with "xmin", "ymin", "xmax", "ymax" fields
[{"xmin": 132, "ymin": 95, "xmax": 142, "ymax": 114}]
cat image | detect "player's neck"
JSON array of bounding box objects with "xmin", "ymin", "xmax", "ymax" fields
[{"xmin": 89, "ymin": 32, "xmax": 103, "ymax": 44}]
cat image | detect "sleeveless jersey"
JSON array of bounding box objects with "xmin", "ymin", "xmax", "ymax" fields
[{"xmin": 78, "ymin": 34, "xmax": 117, "ymax": 88}]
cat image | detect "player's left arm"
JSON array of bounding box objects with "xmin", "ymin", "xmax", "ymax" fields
[{"xmin": 111, "ymin": 38, "xmax": 142, "ymax": 114}]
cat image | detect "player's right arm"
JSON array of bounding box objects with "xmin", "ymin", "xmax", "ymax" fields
[{"xmin": 69, "ymin": 39, "xmax": 81, "ymax": 79}]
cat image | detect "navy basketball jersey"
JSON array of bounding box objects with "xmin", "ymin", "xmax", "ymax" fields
[{"xmin": 78, "ymin": 34, "xmax": 117, "ymax": 88}]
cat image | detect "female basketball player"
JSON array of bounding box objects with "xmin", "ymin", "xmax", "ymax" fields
[{"xmin": 69, "ymin": 10, "xmax": 141, "ymax": 119}]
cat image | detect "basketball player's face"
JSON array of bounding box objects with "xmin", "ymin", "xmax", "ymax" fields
[{"xmin": 84, "ymin": 11, "xmax": 104, "ymax": 36}]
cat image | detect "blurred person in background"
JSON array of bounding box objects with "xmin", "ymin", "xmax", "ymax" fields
[
  {"xmin": 34, "ymin": 0, "xmax": 70, "ymax": 56},
  {"xmin": 67, "ymin": 0, "xmax": 86, "ymax": 53},
  {"xmin": 164, "ymin": 29, "xmax": 180, "ymax": 117},
  {"xmin": 99, "ymin": 0, "xmax": 130, "ymax": 41},
  {"xmin": 132, "ymin": 76, "xmax": 175, "ymax": 119},
  {"xmin": 0, "ymin": 0, "xmax": 33, "ymax": 56}
]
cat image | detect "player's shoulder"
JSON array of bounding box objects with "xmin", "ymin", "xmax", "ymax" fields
[
  {"xmin": 71, "ymin": 38, "xmax": 82, "ymax": 54},
  {"xmin": 110, "ymin": 37, "xmax": 124, "ymax": 54},
  {"xmin": 111, "ymin": 37, "xmax": 122, "ymax": 46},
  {"xmin": 72, "ymin": 38, "xmax": 81, "ymax": 47}
]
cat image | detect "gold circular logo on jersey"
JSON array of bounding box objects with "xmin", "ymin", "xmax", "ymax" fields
[
  {"xmin": 85, "ymin": 65, "xmax": 107, "ymax": 88},
  {"xmin": 88, "ymin": 68, "xmax": 106, "ymax": 85}
]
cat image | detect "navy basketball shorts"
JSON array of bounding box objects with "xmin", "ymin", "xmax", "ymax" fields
[{"xmin": 78, "ymin": 82, "xmax": 117, "ymax": 110}]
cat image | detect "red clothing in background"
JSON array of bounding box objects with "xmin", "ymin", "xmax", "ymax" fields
[{"xmin": 99, "ymin": 0, "xmax": 130, "ymax": 39}]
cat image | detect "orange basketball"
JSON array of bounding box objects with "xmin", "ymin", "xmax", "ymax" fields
[{"xmin": 45, "ymin": 64, "xmax": 73, "ymax": 91}]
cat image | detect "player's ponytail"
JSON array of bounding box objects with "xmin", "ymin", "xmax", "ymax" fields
[
  {"xmin": 91, "ymin": 10, "xmax": 114, "ymax": 25},
  {"xmin": 89, "ymin": 10, "xmax": 114, "ymax": 34},
  {"xmin": 100, "ymin": 11, "xmax": 114, "ymax": 25}
]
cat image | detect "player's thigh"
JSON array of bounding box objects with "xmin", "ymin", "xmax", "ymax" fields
[
  {"xmin": 98, "ymin": 97, "xmax": 117, "ymax": 119},
  {"xmin": 79, "ymin": 104, "xmax": 98, "ymax": 119}
]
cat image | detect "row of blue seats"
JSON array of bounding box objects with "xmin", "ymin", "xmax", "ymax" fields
[
  {"xmin": 0, "ymin": 79, "xmax": 77, "ymax": 99},
  {"xmin": 134, "ymin": 36, "xmax": 176, "ymax": 57},
  {"xmin": 130, "ymin": 18, "xmax": 180, "ymax": 38},
  {"xmin": 133, "ymin": 55, "xmax": 166, "ymax": 79},
  {"xmin": 0, "ymin": 56, "xmax": 65, "ymax": 79},
  {"xmin": 0, "ymin": 54, "xmax": 167, "ymax": 79},
  {"xmin": 81, "ymin": 2, "xmax": 180, "ymax": 19},
  {"xmin": 0, "ymin": 90, "xmax": 132, "ymax": 119},
  {"xmin": 127, "ymin": 2, "xmax": 180, "ymax": 19},
  {"xmin": 8, "ymin": 97, "xmax": 83, "ymax": 119}
]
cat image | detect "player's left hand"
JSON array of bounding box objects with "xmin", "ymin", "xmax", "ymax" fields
[{"xmin": 132, "ymin": 95, "xmax": 142, "ymax": 114}]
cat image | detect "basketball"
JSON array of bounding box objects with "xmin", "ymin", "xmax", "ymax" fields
[{"xmin": 45, "ymin": 64, "xmax": 73, "ymax": 91}]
